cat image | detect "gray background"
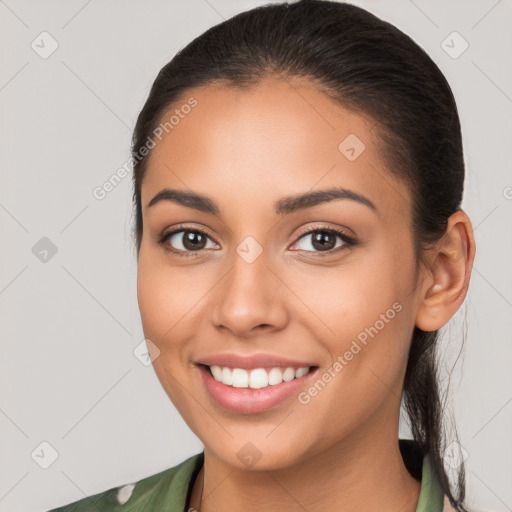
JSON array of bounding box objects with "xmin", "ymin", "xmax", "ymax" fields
[{"xmin": 0, "ymin": 0, "xmax": 510, "ymax": 511}]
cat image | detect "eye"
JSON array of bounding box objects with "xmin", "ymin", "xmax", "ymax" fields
[
  {"xmin": 157, "ymin": 226, "xmax": 219, "ymax": 257},
  {"xmin": 156, "ymin": 224, "xmax": 357, "ymax": 258},
  {"xmin": 289, "ymin": 225, "xmax": 357, "ymax": 254}
]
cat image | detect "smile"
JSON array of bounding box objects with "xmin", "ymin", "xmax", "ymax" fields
[
  {"xmin": 207, "ymin": 365, "xmax": 312, "ymax": 389},
  {"xmin": 197, "ymin": 363, "xmax": 319, "ymax": 414}
]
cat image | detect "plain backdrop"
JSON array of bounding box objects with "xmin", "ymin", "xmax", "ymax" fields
[{"xmin": 0, "ymin": 1, "xmax": 511, "ymax": 511}]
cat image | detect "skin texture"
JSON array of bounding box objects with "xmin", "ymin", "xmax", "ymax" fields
[{"xmin": 136, "ymin": 76, "xmax": 475, "ymax": 512}]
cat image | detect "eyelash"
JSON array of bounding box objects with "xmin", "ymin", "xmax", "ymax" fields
[{"xmin": 156, "ymin": 224, "xmax": 358, "ymax": 258}]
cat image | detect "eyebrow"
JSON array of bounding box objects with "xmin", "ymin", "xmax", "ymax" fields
[{"xmin": 146, "ymin": 186, "xmax": 377, "ymax": 216}]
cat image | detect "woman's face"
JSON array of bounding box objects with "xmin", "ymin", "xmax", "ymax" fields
[{"xmin": 137, "ymin": 77, "xmax": 423, "ymax": 470}]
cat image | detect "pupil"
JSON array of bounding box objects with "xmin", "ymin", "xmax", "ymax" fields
[
  {"xmin": 184, "ymin": 231, "xmax": 205, "ymax": 250},
  {"xmin": 312, "ymin": 232, "xmax": 335, "ymax": 251}
]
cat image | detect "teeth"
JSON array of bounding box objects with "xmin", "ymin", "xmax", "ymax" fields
[
  {"xmin": 282, "ymin": 368, "xmax": 295, "ymax": 382},
  {"xmin": 221, "ymin": 367, "xmax": 232, "ymax": 386},
  {"xmin": 210, "ymin": 365, "xmax": 223, "ymax": 382},
  {"xmin": 295, "ymin": 367, "xmax": 309, "ymax": 378},
  {"xmin": 249, "ymin": 368, "xmax": 268, "ymax": 389},
  {"xmin": 208, "ymin": 365, "xmax": 311, "ymax": 389},
  {"xmin": 232, "ymin": 368, "xmax": 249, "ymax": 388},
  {"xmin": 268, "ymin": 367, "xmax": 283, "ymax": 385}
]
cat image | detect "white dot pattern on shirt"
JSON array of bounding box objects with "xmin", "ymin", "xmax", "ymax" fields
[{"xmin": 116, "ymin": 483, "xmax": 136, "ymax": 505}]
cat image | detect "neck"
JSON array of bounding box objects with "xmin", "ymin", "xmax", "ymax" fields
[{"xmin": 189, "ymin": 425, "xmax": 421, "ymax": 512}]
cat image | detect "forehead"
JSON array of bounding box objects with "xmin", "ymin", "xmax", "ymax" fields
[{"xmin": 141, "ymin": 76, "xmax": 411, "ymax": 222}]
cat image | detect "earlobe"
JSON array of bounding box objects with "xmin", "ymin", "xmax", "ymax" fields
[{"xmin": 415, "ymin": 210, "xmax": 476, "ymax": 332}]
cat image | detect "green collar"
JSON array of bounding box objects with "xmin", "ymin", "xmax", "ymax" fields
[
  {"xmin": 47, "ymin": 448, "xmax": 445, "ymax": 511},
  {"xmin": 157, "ymin": 450, "xmax": 444, "ymax": 512},
  {"xmin": 415, "ymin": 453, "xmax": 445, "ymax": 511}
]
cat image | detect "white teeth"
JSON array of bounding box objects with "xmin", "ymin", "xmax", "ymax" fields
[
  {"xmin": 295, "ymin": 367, "xmax": 309, "ymax": 378},
  {"xmin": 232, "ymin": 368, "xmax": 249, "ymax": 388},
  {"xmin": 208, "ymin": 365, "xmax": 311, "ymax": 389},
  {"xmin": 210, "ymin": 365, "xmax": 223, "ymax": 381},
  {"xmin": 249, "ymin": 368, "xmax": 268, "ymax": 389},
  {"xmin": 282, "ymin": 368, "xmax": 296, "ymax": 382},
  {"xmin": 268, "ymin": 367, "xmax": 283, "ymax": 385},
  {"xmin": 221, "ymin": 367, "xmax": 232, "ymax": 385}
]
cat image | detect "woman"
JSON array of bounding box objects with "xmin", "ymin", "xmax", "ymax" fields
[{"xmin": 48, "ymin": 1, "xmax": 475, "ymax": 510}]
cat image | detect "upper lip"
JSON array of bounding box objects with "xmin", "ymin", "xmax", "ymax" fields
[{"xmin": 196, "ymin": 353, "xmax": 317, "ymax": 369}]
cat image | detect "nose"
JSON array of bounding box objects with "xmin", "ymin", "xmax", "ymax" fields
[{"xmin": 210, "ymin": 249, "xmax": 288, "ymax": 338}]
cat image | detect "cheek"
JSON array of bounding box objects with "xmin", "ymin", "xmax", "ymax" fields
[
  {"xmin": 306, "ymin": 247, "xmax": 415, "ymax": 388},
  {"xmin": 136, "ymin": 250, "xmax": 219, "ymax": 373},
  {"xmin": 137, "ymin": 246, "xmax": 193, "ymax": 339},
  {"xmin": 137, "ymin": 262, "xmax": 171, "ymax": 342},
  {"xmin": 294, "ymin": 258, "xmax": 408, "ymax": 343},
  {"xmin": 136, "ymin": 256, "xmax": 195, "ymax": 409},
  {"xmin": 136, "ymin": 248, "xmax": 189, "ymax": 352},
  {"xmin": 294, "ymin": 271, "xmax": 413, "ymax": 443}
]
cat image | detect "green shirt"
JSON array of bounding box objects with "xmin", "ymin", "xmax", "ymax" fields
[{"xmin": 47, "ymin": 443, "xmax": 444, "ymax": 511}]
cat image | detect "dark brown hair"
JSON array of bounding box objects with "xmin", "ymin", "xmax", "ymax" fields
[{"xmin": 131, "ymin": 1, "xmax": 468, "ymax": 509}]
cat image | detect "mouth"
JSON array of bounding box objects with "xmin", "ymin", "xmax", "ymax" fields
[
  {"xmin": 202, "ymin": 364, "xmax": 317, "ymax": 389},
  {"xmin": 197, "ymin": 363, "xmax": 319, "ymax": 414}
]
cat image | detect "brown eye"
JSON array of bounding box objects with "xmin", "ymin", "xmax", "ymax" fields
[
  {"xmin": 310, "ymin": 231, "xmax": 337, "ymax": 251},
  {"xmin": 178, "ymin": 231, "xmax": 208, "ymax": 251},
  {"xmin": 290, "ymin": 226, "xmax": 357, "ymax": 254},
  {"xmin": 158, "ymin": 228, "xmax": 219, "ymax": 255}
]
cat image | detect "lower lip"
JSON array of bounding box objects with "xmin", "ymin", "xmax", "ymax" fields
[{"xmin": 198, "ymin": 364, "xmax": 317, "ymax": 414}]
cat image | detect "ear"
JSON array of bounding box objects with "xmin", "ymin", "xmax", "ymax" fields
[{"xmin": 415, "ymin": 210, "xmax": 476, "ymax": 332}]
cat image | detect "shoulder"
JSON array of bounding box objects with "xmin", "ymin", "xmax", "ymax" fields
[{"xmin": 46, "ymin": 452, "xmax": 204, "ymax": 512}]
